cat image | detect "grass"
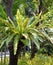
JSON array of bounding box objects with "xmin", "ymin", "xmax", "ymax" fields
[{"xmin": 0, "ymin": 53, "xmax": 53, "ymax": 65}]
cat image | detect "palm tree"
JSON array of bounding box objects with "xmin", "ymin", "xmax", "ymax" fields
[{"xmin": 0, "ymin": 9, "xmax": 53, "ymax": 65}]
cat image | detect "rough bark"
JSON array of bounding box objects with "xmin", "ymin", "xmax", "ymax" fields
[
  {"xmin": 8, "ymin": 43, "xmax": 18, "ymax": 65},
  {"xmin": 8, "ymin": 40, "xmax": 24, "ymax": 65}
]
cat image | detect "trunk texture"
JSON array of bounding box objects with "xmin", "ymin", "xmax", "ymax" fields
[
  {"xmin": 8, "ymin": 40, "xmax": 24, "ymax": 65},
  {"xmin": 9, "ymin": 55, "xmax": 18, "ymax": 65},
  {"xmin": 8, "ymin": 44, "xmax": 18, "ymax": 65}
]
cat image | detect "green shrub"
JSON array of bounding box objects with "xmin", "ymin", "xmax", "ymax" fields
[
  {"xmin": 31, "ymin": 54, "xmax": 53, "ymax": 65},
  {"xmin": 18, "ymin": 54, "xmax": 53, "ymax": 65},
  {"xmin": 0, "ymin": 54, "xmax": 53, "ymax": 65}
]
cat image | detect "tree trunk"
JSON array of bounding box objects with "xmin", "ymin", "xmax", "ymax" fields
[
  {"xmin": 8, "ymin": 40, "xmax": 24, "ymax": 65},
  {"xmin": 9, "ymin": 55, "xmax": 18, "ymax": 65},
  {"xmin": 8, "ymin": 44, "xmax": 18, "ymax": 65}
]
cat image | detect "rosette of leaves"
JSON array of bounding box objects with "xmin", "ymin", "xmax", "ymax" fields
[{"xmin": 0, "ymin": 9, "xmax": 53, "ymax": 55}]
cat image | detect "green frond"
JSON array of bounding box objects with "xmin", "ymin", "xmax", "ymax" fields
[
  {"xmin": 0, "ymin": 41, "xmax": 5, "ymax": 49},
  {"xmin": 28, "ymin": 13, "xmax": 42, "ymax": 28},
  {"xmin": 23, "ymin": 18, "xmax": 29, "ymax": 28},
  {"xmin": 40, "ymin": 31, "xmax": 53, "ymax": 44},
  {"xmin": 0, "ymin": 17, "xmax": 13, "ymax": 28},
  {"xmin": 6, "ymin": 33, "xmax": 15, "ymax": 45},
  {"xmin": 0, "ymin": 9, "xmax": 53, "ymax": 54},
  {"xmin": 8, "ymin": 17, "xmax": 15, "ymax": 27},
  {"xmin": 30, "ymin": 33, "xmax": 40, "ymax": 50},
  {"xmin": 16, "ymin": 9, "xmax": 23, "ymax": 33},
  {"xmin": 0, "ymin": 39, "xmax": 7, "ymax": 49},
  {"xmin": 22, "ymin": 33, "xmax": 29, "ymax": 39},
  {"xmin": 14, "ymin": 35, "xmax": 19, "ymax": 55},
  {"xmin": 11, "ymin": 28, "xmax": 19, "ymax": 34}
]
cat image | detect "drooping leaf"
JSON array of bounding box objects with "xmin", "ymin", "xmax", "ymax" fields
[
  {"xmin": 14, "ymin": 35, "xmax": 19, "ymax": 55},
  {"xmin": 30, "ymin": 33, "xmax": 40, "ymax": 50},
  {"xmin": 6, "ymin": 33, "xmax": 15, "ymax": 47}
]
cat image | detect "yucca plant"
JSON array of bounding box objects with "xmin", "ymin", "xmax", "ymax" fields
[{"xmin": 0, "ymin": 9, "xmax": 53, "ymax": 65}]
